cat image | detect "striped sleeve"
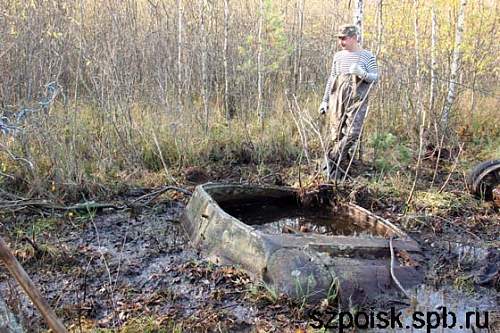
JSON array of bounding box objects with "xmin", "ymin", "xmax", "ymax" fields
[
  {"xmin": 363, "ymin": 51, "xmax": 378, "ymax": 83},
  {"xmin": 321, "ymin": 54, "xmax": 339, "ymax": 104}
]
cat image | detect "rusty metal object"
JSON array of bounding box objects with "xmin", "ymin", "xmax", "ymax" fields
[
  {"xmin": 467, "ymin": 159, "xmax": 500, "ymax": 201},
  {"xmin": 181, "ymin": 183, "xmax": 424, "ymax": 305}
]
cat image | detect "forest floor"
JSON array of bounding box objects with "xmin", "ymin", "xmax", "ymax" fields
[{"xmin": 0, "ymin": 158, "xmax": 498, "ymax": 332}]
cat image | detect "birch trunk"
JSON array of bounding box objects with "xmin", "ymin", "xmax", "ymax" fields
[
  {"xmin": 407, "ymin": 0, "xmax": 427, "ymax": 205},
  {"xmin": 375, "ymin": 0, "xmax": 383, "ymax": 57},
  {"xmin": 293, "ymin": 0, "xmax": 304, "ymax": 91},
  {"xmin": 257, "ymin": 0, "xmax": 264, "ymax": 125},
  {"xmin": 441, "ymin": 0, "xmax": 467, "ymax": 129},
  {"xmin": 353, "ymin": 0, "xmax": 364, "ymax": 45},
  {"xmin": 177, "ymin": 0, "xmax": 183, "ymax": 113},
  {"xmin": 413, "ymin": 0, "xmax": 423, "ymax": 117},
  {"xmin": 429, "ymin": 4, "xmax": 438, "ymax": 117},
  {"xmin": 223, "ymin": 0, "xmax": 230, "ymax": 120},
  {"xmin": 199, "ymin": 0, "xmax": 209, "ymax": 132}
]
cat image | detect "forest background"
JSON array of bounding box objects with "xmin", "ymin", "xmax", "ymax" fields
[{"xmin": 0, "ymin": 0, "xmax": 498, "ymax": 200}]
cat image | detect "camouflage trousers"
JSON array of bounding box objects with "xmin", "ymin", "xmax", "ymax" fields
[{"xmin": 325, "ymin": 74, "xmax": 371, "ymax": 176}]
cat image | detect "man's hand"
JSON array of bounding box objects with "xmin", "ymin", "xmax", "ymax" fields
[
  {"xmin": 349, "ymin": 63, "xmax": 367, "ymax": 79},
  {"xmin": 319, "ymin": 102, "xmax": 328, "ymax": 115}
]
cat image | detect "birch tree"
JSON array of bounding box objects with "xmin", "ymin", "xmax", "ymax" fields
[
  {"xmin": 293, "ymin": 0, "xmax": 304, "ymax": 91},
  {"xmin": 177, "ymin": 0, "xmax": 183, "ymax": 113},
  {"xmin": 223, "ymin": 0, "xmax": 231, "ymax": 120},
  {"xmin": 407, "ymin": 0, "xmax": 426, "ymax": 205},
  {"xmin": 257, "ymin": 0, "xmax": 264, "ymax": 125},
  {"xmin": 375, "ymin": 0, "xmax": 383, "ymax": 57},
  {"xmin": 441, "ymin": 0, "xmax": 467, "ymax": 130},
  {"xmin": 199, "ymin": 0, "xmax": 209, "ymax": 131},
  {"xmin": 429, "ymin": 4, "xmax": 438, "ymax": 116},
  {"xmin": 353, "ymin": 0, "xmax": 364, "ymax": 45}
]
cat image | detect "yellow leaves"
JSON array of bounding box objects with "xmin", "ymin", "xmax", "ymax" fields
[
  {"xmin": 9, "ymin": 26, "xmax": 17, "ymax": 36},
  {"xmin": 46, "ymin": 30, "xmax": 63, "ymax": 39}
]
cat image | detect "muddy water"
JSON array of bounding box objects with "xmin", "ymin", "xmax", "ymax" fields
[
  {"xmin": 371, "ymin": 285, "xmax": 498, "ymax": 333},
  {"xmin": 219, "ymin": 199, "xmax": 383, "ymax": 237}
]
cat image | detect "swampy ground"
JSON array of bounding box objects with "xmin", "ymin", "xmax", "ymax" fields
[{"xmin": 0, "ymin": 161, "xmax": 498, "ymax": 332}]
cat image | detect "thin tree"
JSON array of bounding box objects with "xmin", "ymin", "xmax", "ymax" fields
[
  {"xmin": 199, "ymin": 0, "xmax": 209, "ymax": 132},
  {"xmin": 177, "ymin": 0, "xmax": 183, "ymax": 113},
  {"xmin": 353, "ymin": 0, "xmax": 364, "ymax": 45},
  {"xmin": 257, "ymin": 0, "xmax": 264, "ymax": 125},
  {"xmin": 223, "ymin": 0, "xmax": 231, "ymax": 120},
  {"xmin": 375, "ymin": 0, "xmax": 383, "ymax": 57},
  {"xmin": 293, "ymin": 0, "xmax": 304, "ymax": 91},
  {"xmin": 429, "ymin": 3, "xmax": 438, "ymax": 117},
  {"xmin": 407, "ymin": 0, "xmax": 427, "ymax": 205},
  {"xmin": 441, "ymin": 0, "xmax": 467, "ymax": 130}
]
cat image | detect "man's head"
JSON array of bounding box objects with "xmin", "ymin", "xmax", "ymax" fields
[{"xmin": 336, "ymin": 24, "xmax": 359, "ymax": 51}]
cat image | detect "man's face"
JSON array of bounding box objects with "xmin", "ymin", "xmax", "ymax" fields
[{"xmin": 338, "ymin": 35, "xmax": 357, "ymax": 50}]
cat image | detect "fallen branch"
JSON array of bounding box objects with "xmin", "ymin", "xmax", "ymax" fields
[
  {"xmin": 0, "ymin": 237, "xmax": 68, "ymax": 333},
  {"xmin": 0, "ymin": 200, "xmax": 125, "ymax": 212},
  {"xmin": 438, "ymin": 142, "xmax": 464, "ymax": 193},
  {"xmin": 0, "ymin": 185, "xmax": 192, "ymax": 215},
  {"xmin": 131, "ymin": 185, "xmax": 192, "ymax": 205},
  {"xmin": 389, "ymin": 237, "xmax": 411, "ymax": 299}
]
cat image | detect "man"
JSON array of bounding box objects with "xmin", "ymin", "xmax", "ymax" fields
[{"xmin": 319, "ymin": 24, "xmax": 378, "ymax": 178}]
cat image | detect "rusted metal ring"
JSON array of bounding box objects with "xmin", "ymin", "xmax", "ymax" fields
[{"xmin": 467, "ymin": 159, "xmax": 500, "ymax": 200}]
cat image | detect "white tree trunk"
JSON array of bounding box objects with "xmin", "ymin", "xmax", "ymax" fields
[
  {"xmin": 223, "ymin": 0, "xmax": 230, "ymax": 120},
  {"xmin": 414, "ymin": 0, "xmax": 423, "ymax": 117},
  {"xmin": 429, "ymin": 4, "xmax": 438, "ymax": 116},
  {"xmin": 353, "ymin": 0, "xmax": 364, "ymax": 45},
  {"xmin": 177, "ymin": 0, "xmax": 183, "ymax": 113},
  {"xmin": 293, "ymin": 0, "xmax": 304, "ymax": 90},
  {"xmin": 199, "ymin": 0, "xmax": 209, "ymax": 131},
  {"xmin": 257, "ymin": 0, "xmax": 264, "ymax": 124},
  {"xmin": 375, "ymin": 0, "xmax": 383, "ymax": 57},
  {"xmin": 441, "ymin": 0, "xmax": 467, "ymax": 129}
]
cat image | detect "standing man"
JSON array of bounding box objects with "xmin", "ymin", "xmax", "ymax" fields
[{"xmin": 319, "ymin": 24, "xmax": 378, "ymax": 178}]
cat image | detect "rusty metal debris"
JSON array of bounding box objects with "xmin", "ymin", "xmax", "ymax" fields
[{"xmin": 467, "ymin": 159, "xmax": 500, "ymax": 202}]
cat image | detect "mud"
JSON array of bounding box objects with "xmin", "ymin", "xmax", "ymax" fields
[
  {"xmin": 0, "ymin": 191, "xmax": 498, "ymax": 332},
  {"xmin": 0, "ymin": 200, "xmax": 311, "ymax": 332}
]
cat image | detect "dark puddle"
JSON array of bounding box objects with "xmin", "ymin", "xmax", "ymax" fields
[{"xmin": 219, "ymin": 197, "xmax": 382, "ymax": 237}]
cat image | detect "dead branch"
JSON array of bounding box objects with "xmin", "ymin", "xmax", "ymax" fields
[
  {"xmin": 389, "ymin": 237, "xmax": 411, "ymax": 299},
  {"xmin": 131, "ymin": 185, "xmax": 192, "ymax": 205},
  {"xmin": 0, "ymin": 237, "xmax": 68, "ymax": 333},
  {"xmin": 438, "ymin": 142, "xmax": 464, "ymax": 193}
]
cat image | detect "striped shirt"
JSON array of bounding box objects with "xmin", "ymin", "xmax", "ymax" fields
[{"xmin": 322, "ymin": 49, "xmax": 378, "ymax": 104}]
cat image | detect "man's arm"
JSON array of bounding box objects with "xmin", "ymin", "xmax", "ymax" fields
[
  {"xmin": 349, "ymin": 51, "xmax": 378, "ymax": 82},
  {"xmin": 364, "ymin": 53, "xmax": 378, "ymax": 82},
  {"xmin": 319, "ymin": 56, "xmax": 338, "ymax": 113}
]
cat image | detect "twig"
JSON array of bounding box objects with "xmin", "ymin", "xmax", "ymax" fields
[
  {"xmin": 0, "ymin": 143, "xmax": 34, "ymax": 170},
  {"xmin": 0, "ymin": 170, "xmax": 15, "ymax": 180},
  {"xmin": 389, "ymin": 237, "xmax": 411, "ymax": 299},
  {"xmin": 0, "ymin": 200, "xmax": 126, "ymax": 212},
  {"xmin": 432, "ymin": 215, "xmax": 480, "ymax": 240},
  {"xmin": 430, "ymin": 133, "xmax": 445, "ymax": 187},
  {"xmin": 286, "ymin": 91, "xmax": 310, "ymax": 163},
  {"xmin": 438, "ymin": 142, "xmax": 464, "ymax": 193},
  {"xmin": 131, "ymin": 185, "xmax": 192, "ymax": 205},
  {"xmin": 406, "ymin": 116, "xmax": 427, "ymax": 206},
  {"xmin": 152, "ymin": 131, "xmax": 177, "ymax": 185}
]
